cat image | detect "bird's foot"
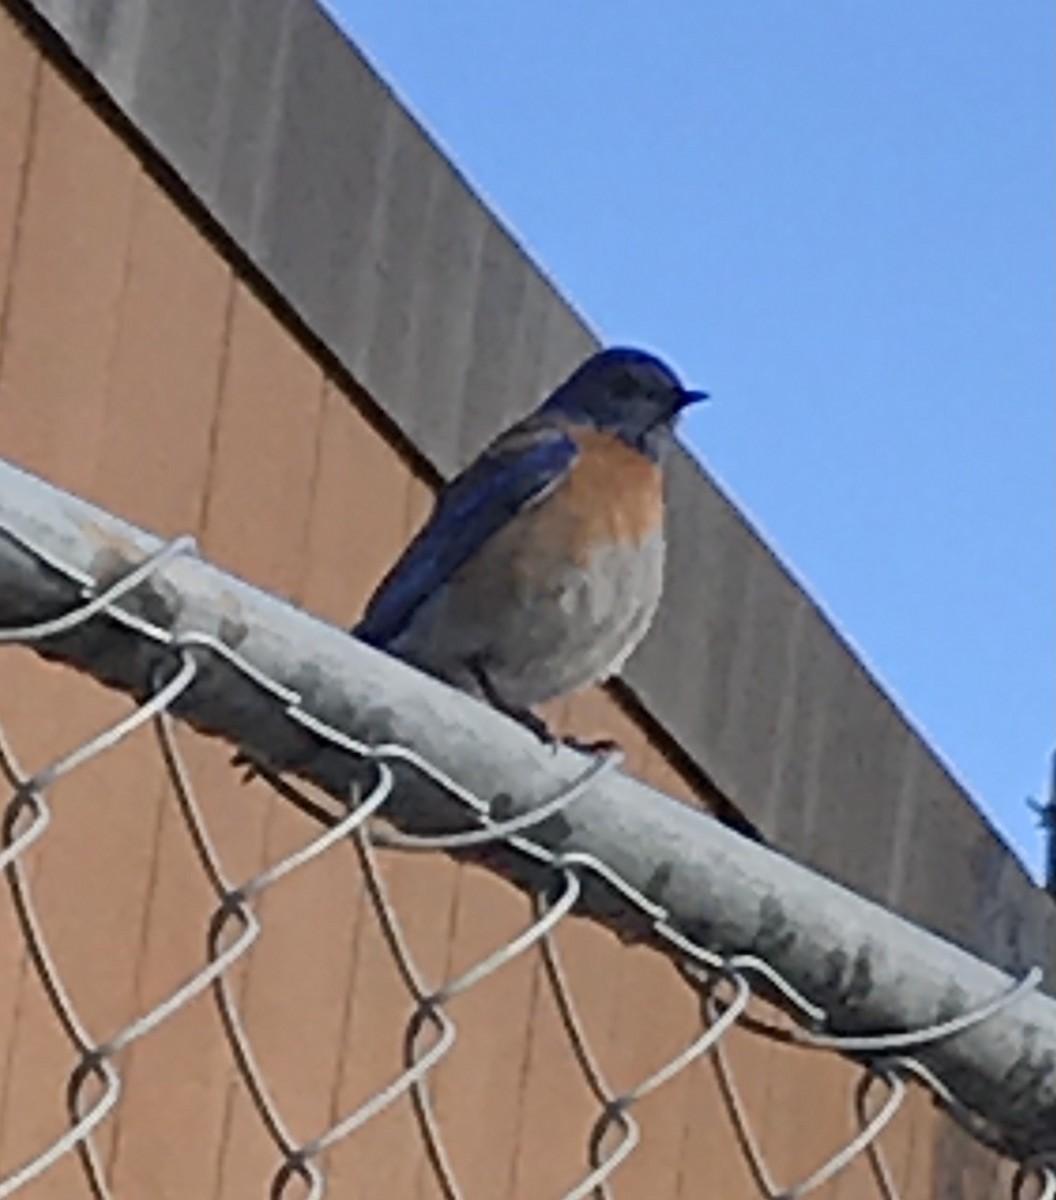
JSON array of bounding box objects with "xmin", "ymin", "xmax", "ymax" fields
[
  {"xmin": 469, "ymin": 659, "xmax": 557, "ymax": 744},
  {"xmin": 467, "ymin": 659, "xmax": 620, "ymax": 756},
  {"xmin": 231, "ymin": 748, "xmax": 263, "ymax": 783},
  {"xmin": 509, "ymin": 706, "xmax": 559, "ymax": 745},
  {"xmin": 510, "ymin": 712, "xmax": 621, "ymax": 759},
  {"xmin": 559, "ymin": 734, "xmax": 621, "ymax": 756}
]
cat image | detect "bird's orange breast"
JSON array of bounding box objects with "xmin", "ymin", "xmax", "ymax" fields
[{"xmin": 552, "ymin": 427, "xmax": 664, "ymax": 565}]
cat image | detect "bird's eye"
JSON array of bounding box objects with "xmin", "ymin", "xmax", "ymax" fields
[{"xmin": 611, "ymin": 369, "xmax": 640, "ymax": 398}]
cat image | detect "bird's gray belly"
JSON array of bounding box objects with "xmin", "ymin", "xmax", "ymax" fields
[{"xmin": 391, "ymin": 530, "xmax": 665, "ymax": 708}]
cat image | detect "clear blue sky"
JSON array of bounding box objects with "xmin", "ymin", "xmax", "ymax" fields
[{"xmin": 323, "ymin": 2, "xmax": 1054, "ymax": 877}]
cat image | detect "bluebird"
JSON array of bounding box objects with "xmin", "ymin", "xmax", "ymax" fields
[{"xmin": 354, "ymin": 347, "xmax": 706, "ymax": 742}]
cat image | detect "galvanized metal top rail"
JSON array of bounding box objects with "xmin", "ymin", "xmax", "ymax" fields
[{"xmin": 0, "ymin": 456, "xmax": 1052, "ymax": 1164}]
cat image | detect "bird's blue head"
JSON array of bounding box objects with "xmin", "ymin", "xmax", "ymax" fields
[{"xmin": 541, "ymin": 346, "xmax": 707, "ymax": 460}]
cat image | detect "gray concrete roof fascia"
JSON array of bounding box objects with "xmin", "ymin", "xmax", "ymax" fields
[{"xmin": 10, "ymin": 0, "xmax": 1053, "ymax": 971}]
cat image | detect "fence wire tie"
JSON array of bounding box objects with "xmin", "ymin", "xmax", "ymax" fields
[
  {"xmin": 370, "ymin": 746, "xmax": 623, "ymax": 852},
  {"xmin": 799, "ymin": 965, "xmax": 1043, "ymax": 1053},
  {"xmin": 0, "ymin": 533, "xmax": 196, "ymax": 645}
]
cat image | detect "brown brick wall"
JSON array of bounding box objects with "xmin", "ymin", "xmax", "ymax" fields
[{"xmin": 0, "ymin": 9, "xmax": 1011, "ymax": 1197}]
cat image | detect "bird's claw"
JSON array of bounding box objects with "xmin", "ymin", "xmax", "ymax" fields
[{"xmin": 559, "ymin": 734, "xmax": 621, "ymax": 756}]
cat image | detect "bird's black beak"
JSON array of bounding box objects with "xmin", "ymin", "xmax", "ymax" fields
[{"xmin": 675, "ymin": 387, "xmax": 709, "ymax": 410}]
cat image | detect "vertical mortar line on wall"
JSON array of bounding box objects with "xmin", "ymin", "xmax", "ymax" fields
[
  {"xmin": 892, "ymin": 1088, "xmax": 923, "ymax": 1197},
  {"xmin": 745, "ymin": 991, "xmax": 784, "ymax": 1189},
  {"xmin": 193, "ymin": 271, "xmax": 240, "ymax": 545},
  {"xmin": 388, "ymin": 469, "xmax": 471, "ymax": 1200},
  {"xmin": 0, "ymin": 738, "xmax": 36, "ymax": 1168},
  {"xmin": 670, "ymin": 1055, "xmax": 698, "ymax": 1200},
  {"xmin": 164, "ymin": 246, "xmax": 238, "ymax": 1177},
  {"xmin": 201, "ymin": 276, "xmax": 257, "ymax": 1200},
  {"xmin": 267, "ymin": 360, "xmax": 329, "ymax": 855},
  {"xmin": 705, "ymin": 1016, "xmax": 760, "ymax": 1198},
  {"xmin": 408, "ymin": 419, "xmax": 464, "ymax": 1194},
  {"xmin": 0, "ymin": 42, "xmax": 42, "ymax": 399},
  {"xmin": 668, "ymin": 759, "xmax": 714, "ymax": 1200},
  {"xmin": 320, "ymin": 832, "xmax": 371, "ymax": 1156},
  {"xmin": 245, "ymin": 362, "xmax": 330, "ymax": 1146},
  {"xmin": 314, "ymin": 381, "xmax": 388, "ymax": 1161},
  {"xmin": 80, "ymin": 131, "xmax": 162, "ymax": 1176},
  {"xmin": 587, "ymin": 727, "xmax": 658, "ymax": 1186},
  {"xmin": 320, "ymin": 406, "xmax": 379, "ymax": 1157},
  {"xmin": 210, "ymin": 352, "xmax": 331, "ymax": 1200},
  {"xmin": 95, "ymin": 160, "xmax": 142, "ymax": 440},
  {"xmin": 410, "ymin": 855, "xmax": 470, "ymax": 1200},
  {"xmin": 501, "ymin": 939, "xmax": 545, "ymax": 1200},
  {"xmin": 299, "ymin": 371, "xmax": 331, "ymax": 587},
  {"xmin": 0, "ymin": 41, "xmax": 49, "ymax": 1166},
  {"xmin": 503, "ymin": 690, "xmax": 572, "ymax": 1198},
  {"xmin": 99, "ymin": 166, "xmax": 220, "ymax": 1189},
  {"xmin": 99, "ymin": 724, "xmax": 178, "ymax": 1186},
  {"xmin": 897, "ymin": 1099, "xmax": 921, "ymax": 1200}
]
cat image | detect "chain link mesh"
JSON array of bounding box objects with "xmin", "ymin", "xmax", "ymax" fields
[{"xmin": 0, "ymin": 535, "xmax": 1051, "ymax": 1199}]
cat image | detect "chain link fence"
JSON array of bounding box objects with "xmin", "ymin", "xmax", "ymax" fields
[{"xmin": 0, "ymin": 460, "xmax": 1053, "ymax": 1199}]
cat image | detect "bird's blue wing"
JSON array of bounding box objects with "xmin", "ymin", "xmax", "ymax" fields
[{"xmin": 354, "ymin": 421, "xmax": 579, "ymax": 647}]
